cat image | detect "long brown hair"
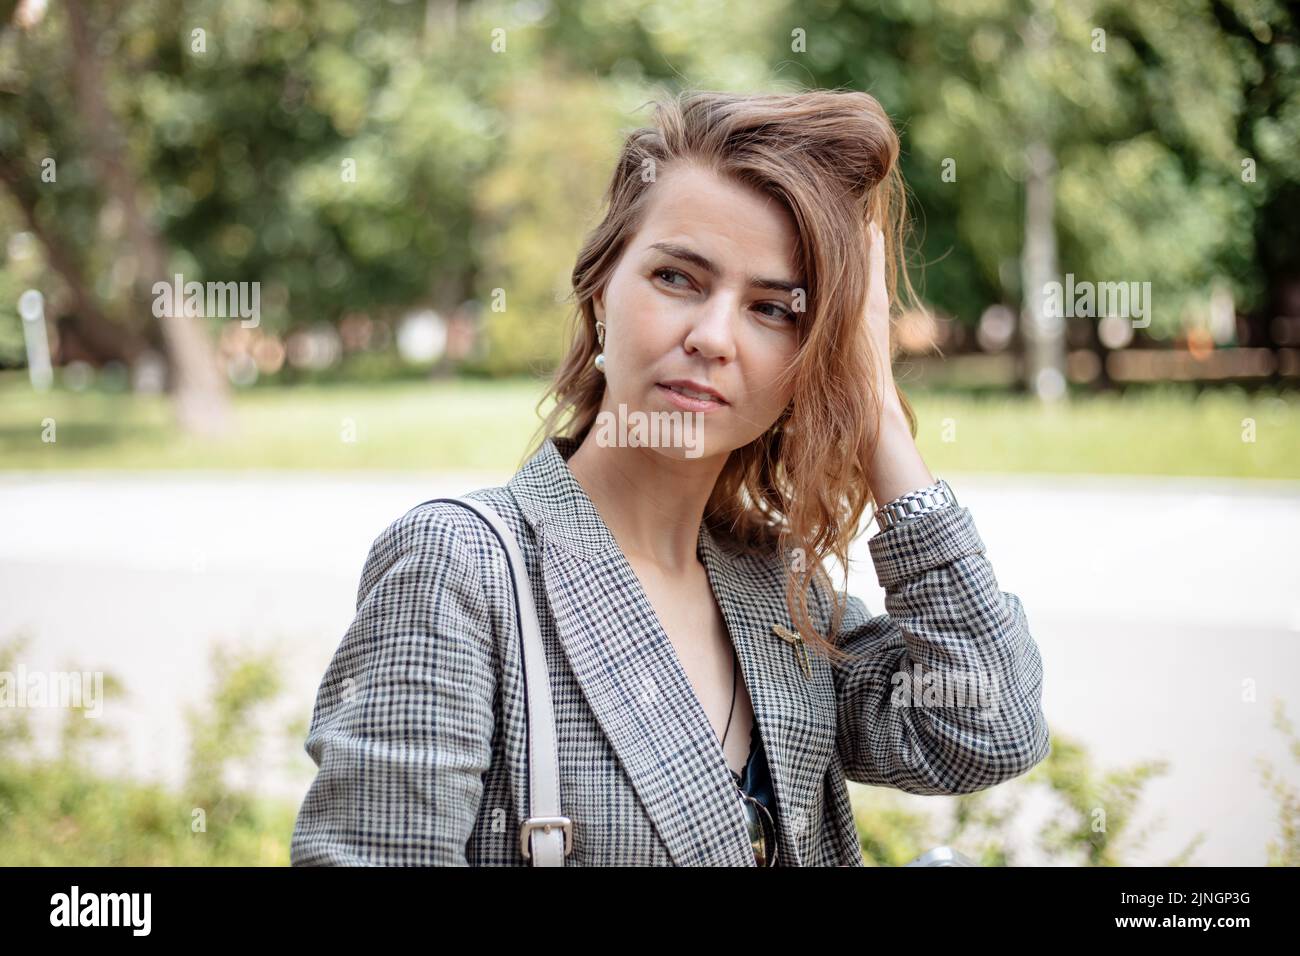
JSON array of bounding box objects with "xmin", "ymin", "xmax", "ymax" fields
[{"xmin": 525, "ymin": 88, "xmax": 922, "ymax": 666}]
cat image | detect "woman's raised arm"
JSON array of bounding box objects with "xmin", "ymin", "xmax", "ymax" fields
[{"xmin": 828, "ymin": 503, "xmax": 1050, "ymax": 794}]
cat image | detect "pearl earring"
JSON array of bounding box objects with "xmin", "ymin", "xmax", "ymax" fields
[{"xmin": 594, "ymin": 320, "xmax": 606, "ymax": 373}]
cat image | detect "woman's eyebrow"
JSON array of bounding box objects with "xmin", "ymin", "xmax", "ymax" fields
[{"xmin": 648, "ymin": 241, "xmax": 801, "ymax": 294}]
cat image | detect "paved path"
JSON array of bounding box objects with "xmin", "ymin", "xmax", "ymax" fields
[{"xmin": 1, "ymin": 469, "xmax": 1296, "ymax": 865}]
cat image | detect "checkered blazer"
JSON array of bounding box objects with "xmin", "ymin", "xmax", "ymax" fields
[{"xmin": 290, "ymin": 435, "xmax": 1050, "ymax": 866}]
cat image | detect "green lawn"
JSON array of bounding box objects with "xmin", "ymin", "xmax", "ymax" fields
[
  {"xmin": 1, "ymin": 370, "xmax": 1297, "ymax": 478},
  {"xmin": 0, "ymin": 373, "xmax": 552, "ymax": 472}
]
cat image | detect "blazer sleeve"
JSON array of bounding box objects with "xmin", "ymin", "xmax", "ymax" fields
[
  {"xmin": 827, "ymin": 503, "xmax": 1050, "ymax": 795},
  {"xmin": 290, "ymin": 503, "xmax": 497, "ymax": 865}
]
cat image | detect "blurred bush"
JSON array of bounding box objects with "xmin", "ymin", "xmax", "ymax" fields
[{"xmin": 3, "ymin": 631, "xmax": 1295, "ymax": 865}]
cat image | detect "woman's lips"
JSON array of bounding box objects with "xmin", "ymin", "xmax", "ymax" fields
[{"xmin": 655, "ymin": 383, "xmax": 729, "ymax": 412}]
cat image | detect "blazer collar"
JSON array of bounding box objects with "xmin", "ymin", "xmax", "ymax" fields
[{"xmin": 506, "ymin": 435, "xmax": 835, "ymax": 866}]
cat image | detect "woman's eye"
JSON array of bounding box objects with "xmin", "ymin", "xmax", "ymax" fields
[
  {"xmin": 756, "ymin": 302, "xmax": 795, "ymax": 322},
  {"xmin": 652, "ymin": 269, "xmax": 792, "ymax": 323},
  {"xmin": 653, "ymin": 267, "xmax": 691, "ymax": 288}
]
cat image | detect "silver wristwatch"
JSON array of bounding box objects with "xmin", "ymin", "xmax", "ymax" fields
[{"xmin": 872, "ymin": 478, "xmax": 958, "ymax": 533}]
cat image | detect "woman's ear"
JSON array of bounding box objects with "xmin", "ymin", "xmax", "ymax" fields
[{"xmin": 593, "ymin": 284, "xmax": 606, "ymax": 324}]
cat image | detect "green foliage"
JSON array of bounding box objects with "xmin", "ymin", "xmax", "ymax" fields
[
  {"xmin": 855, "ymin": 729, "xmax": 1204, "ymax": 866},
  {"xmin": 0, "ymin": 635, "xmax": 296, "ymax": 865},
  {"xmin": 1257, "ymin": 699, "xmax": 1300, "ymax": 867},
  {"xmin": 1011, "ymin": 733, "xmax": 1194, "ymax": 866},
  {"xmin": 852, "ymin": 788, "xmax": 938, "ymax": 866},
  {"xmin": 473, "ymin": 73, "xmax": 627, "ymax": 374},
  {"xmin": 0, "ymin": 271, "xmax": 27, "ymax": 367},
  {"xmin": 4, "ymin": 0, "xmax": 1293, "ymax": 376},
  {"xmin": 0, "ymin": 0, "xmax": 501, "ymax": 339},
  {"xmin": 183, "ymin": 645, "xmax": 284, "ymax": 834},
  {"xmin": 797, "ymin": 0, "xmax": 1298, "ymax": 334}
]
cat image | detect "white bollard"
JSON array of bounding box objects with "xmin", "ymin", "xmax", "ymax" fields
[{"xmin": 18, "ymin": 289, "xmax": 53, "ymax": 392}]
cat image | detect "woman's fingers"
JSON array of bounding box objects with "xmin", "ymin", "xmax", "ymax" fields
[
  {"xmin": 866, "ymin": 219, "xmax": 889, "ymax": 320},
  {"xmin": 862, "ymin": 219, "xmax": 898, "ymax": 408}
]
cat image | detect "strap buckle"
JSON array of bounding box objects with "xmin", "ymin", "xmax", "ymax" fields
[{"xmin": 519, "ymin": 816, "xmax": 574, "ymax": 860}]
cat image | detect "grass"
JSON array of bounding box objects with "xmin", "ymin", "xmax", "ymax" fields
[
  {"xmin": 911, "ymin": 385, "xmax": 1300, "ymax": 479},
  {"xmin": 1, "ymin": 370, "xmax": 1297, "ymax": 478},
  {"xmin": 0, "ymin": 372, "xmax": 552, "ymax": 472}
]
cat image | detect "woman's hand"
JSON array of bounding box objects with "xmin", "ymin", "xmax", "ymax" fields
[{"xmin": 863, "ymin": 220, "xmax": 897, "ymax": 412}]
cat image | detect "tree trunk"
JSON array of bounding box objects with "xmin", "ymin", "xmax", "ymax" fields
[
  {"xmin": 0, "ymin": 157, "xmax": 152, "ymax": 365},
  {"xmin": 64, "ymin": 0, "xmax": 232, "ymax": 436},
  {"xmin": 1020, "ymin": 140, "xmax": 1066, "ymax": 401}
]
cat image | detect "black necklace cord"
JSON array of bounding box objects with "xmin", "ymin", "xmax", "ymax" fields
[{"xmin": 720, "ymin": 645, "xmax": 739, "ymax": 775}]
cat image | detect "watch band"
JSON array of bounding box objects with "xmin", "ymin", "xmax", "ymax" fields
[{"xmin": 872, "ymin": 477, "xmax": 958, "ymax": 533}]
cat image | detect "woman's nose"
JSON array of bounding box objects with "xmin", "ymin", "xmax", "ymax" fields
[{"xmin": 682, "ymin": 298, "xmax": 738, "ymax": 362}]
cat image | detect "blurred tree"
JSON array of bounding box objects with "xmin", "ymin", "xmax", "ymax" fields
[
  {"xmin": 65, "ymin": 0, "xmax": 231, "ymax": 434},
  {"xmin": 0, "ymin": 0, "xmax": 504, "ymax": 387},
  {"xmin": 0, "ymin": 0, "xmax": 161, "ymax": 369},
  {"xmin": 471, "ymin": 0, "xmax": 788, "ymax": 374},
  {"xmin": 797, "ymin": 0, "xmax": 1296, "ymax": 393},
  {"xmin": 2, "ymin": 0, "xmax": 235, "ymax": 434},
  {"xmin": 472, "ymin": 69, "xmax": 627, "ymax": 375},
  {"xmin": 1, "ymin": 0, "xmax": 1294, "ymax": 391}
]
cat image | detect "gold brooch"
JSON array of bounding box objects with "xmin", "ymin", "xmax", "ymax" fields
[{"xmin": 771, "ymin": 623, "xmax": 812, "ymax": 680}]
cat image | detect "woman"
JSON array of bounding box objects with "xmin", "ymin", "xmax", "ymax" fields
[{"xmin": 290, "ymin": 89, "xmax": 1050, "ymax": 867}]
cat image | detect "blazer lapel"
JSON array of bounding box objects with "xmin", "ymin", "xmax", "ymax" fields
[
  {"xmin": 507, "ymin": 435, "xmax": 836, "ymax": 866},
  {"xmin": 696, "ymin": 521, "xmax": 840, "ymax": 867}
]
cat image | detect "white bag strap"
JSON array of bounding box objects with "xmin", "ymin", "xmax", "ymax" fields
[{"xmin": 429, "ymin": 497, "xmax": 571, "ymax": 866}]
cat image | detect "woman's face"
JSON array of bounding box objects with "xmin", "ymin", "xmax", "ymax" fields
[{"xmin": 593, "ymin": 163, "xmax": 802, "ymax": 461}]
